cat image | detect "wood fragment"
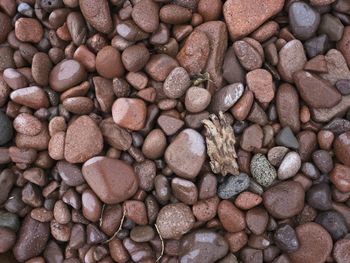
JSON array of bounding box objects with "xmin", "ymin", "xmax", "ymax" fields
[{"xmin": 155, "ymin": 224, "xmax": 164, "ymax": 262}]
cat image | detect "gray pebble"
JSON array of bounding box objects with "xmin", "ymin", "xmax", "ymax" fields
[
  {"xmin": 0, "ymin": 211, "xmax": 20, "ymax": 232},
  {"xmin": 18, "ymin": 3, "xmax": 34, "ymax": 17},
  {"xmin": 250, "ymin": 153, "xmax": 277, "ymax": 187},
  {"xmin": 315, "ymin": 211, "xmax": 347, "ymax": 240},
  {"xmin": 0, "ymin": 111, "xmax": 13, "ymax": 145},
  {"xmin": 217, "ymin": 173, "xmax": 250, "ymax": 199},
  {"xmin": 210, "ymin": 83, "xmax": 244, "ymax": 114},
  {"xmin": 275, "ymin": 126, "xmax": 299, "ymax": 150}
]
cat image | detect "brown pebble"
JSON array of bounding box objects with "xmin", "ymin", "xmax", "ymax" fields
[
  {"xmin": 145, "ymin": 54, "xmax": 179, "ymax": 82},
  {"xmin": 124, "ymin": 200, "xmax": 148, "ymax": 225},
  {"xmin": 3, "ymin": 68, "xmax": 28, "ymax": 90},
  {"xmin": 198, "ymin": 0, "xmax": 222, "ymax": 21},
  {"xmin": 334, "ymin": 131, "xmax": 350, "ymax": 167},
  {"xmin": 231, "ymin": 90, "xmax": 254, "ymax": 121},
  {"xmin": 96, "ymin": 46, "xmax": 125, "ymax": 79},
  {"xmin": 142, "ymin": 128, "xmax": 167, "ymax": 159},
  {"xmin": 15, "ymin": 18, "xmax": 43, "ymax": 43},
  {"xmin": 160, "ymin": 4, "xmax": 192, "ymax": 24},
  {"xmin": 48, "ymin": 131, "xmax": 65, "ymax": 160},
  {"xmin": 157, "ymin": 114, "xmax": 184, "ymax": 136},
  {"xmin": 13, "ymin": 113, "xmax": 42, "ymax": 136},
  {"xmin": 330, "ymin": 164, "xmax": 350, "ymax": 193},
  {"xmin": 82, "ymin": 189, "xmax": 102, "ymax": 223},
  {"xmin": 246, "ymin": 69, "xmax": 274, "ymax": 103},
  {"xmin": 234, "ymin": 191, "xmax": 263, "ymax": 210},
  {"xmin": 10, "ymin": 86, "xmax": 49, "ymax": 110},
  {"xmin": 63, "ymin": 97, "xmax": 94, "ymax": 115},
  {"xmin": 185, "ymin": 86, "xmax": 211, "ymax": 113},
  {"xmin": 73, "ymin": 45, "xmax": 96, "ymax": 72},
  {"xmin": 132, "ymin": 0, "xmax": 159, "ymax": 33},
  {"xmin": 0, "ymin": 227, "xmax": 16, "ymax": 253},
  {"xmin": 171, "ymin": 177, "xmax": 198, "ymax": 205},
  {"xmin": 218, "ymin": 200, "xmax": 246, "ymax": 233},
  {"xmin": 192, "ymin": 196, "xmax": 219, "ymax": 222},
  {"xmin": 225, "ymin": 231, "xmax": 248, "ymax": 253}
]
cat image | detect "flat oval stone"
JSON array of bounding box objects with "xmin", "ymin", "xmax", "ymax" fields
[
  {"xmin": 277, "ymin": 40, "xmax": 307, "ymax": 83},
  {"xmin": 79, "ymin": 0, "xmax": 113, "ymax": 34},
  {"xmin": 233, "ymin": 40, "xmax": 263, "ymax": 71},
  {"xmin": 82, "ymin": 157, "xmax": 139, "ymax": 204},
  {"xmin": 10, "ymin": 86, "xmax": 49, "ymax": 109},
  {"xmin": 289, "ymin": 2, "xmax": 321, "ymax": 41},
  {"xmin": 32, "ymin": 52, "xmax": 52, "ymax": 86},
  {"xmin": 171, "ymin": 177, "xmax": 198, "ymax": 205},
  {"xmin": 163, "ymin": 67, "xmax": 191, "ymax": 99},
  {"xmin": 132, "ymin": 0, "xmax": 159, "ymax": 33},
  {"xmin": 294, "ymin": 70, "xmax": 341, "ymax": 108},
  {"xmin": 250, "ymin": 153, "xmax": 277, "ymax": 187},
  {"xmin": 179, "ymin": 230, "xmax": 229, "ymax": 263},
  {"xmin": 210, "ymin": 83, "xmax": 244, "ymax": 114},
  {"xmin": 263, "ymin": 181, "xmax": 305, "ymax": 219},
  {"xmin": 156, "ymin": 203, "xmax": 195, "ymax": 239},
  {"xmin": 64, "ymin": 115, "xmax": 103, "ymax": 163},
  {"xmin": 13, "ymin": 215, "xmax": 49, "ymax": 262},
  {"xmin": 49, "ymin": 59, "xmax": 87, "ymax": 92},
  {"xmin": 56, "ymin": 161, "xmax": 85, "ymax": 186},
  {"xmin": 165, "ymin": 129, "xmax": 206, "ymax": 179},
  {"xmin": 334, "ymin": 131, "xmax": 350, "ymax": 166},
  {"xmin": 289, "ymin": 223, "xmax": 333, "ymax": 263},
  {"xmin": 330, "ymin": 164, "xmax": 350, "ymax": 192},
  {"xmin": 278, "ymin": 152, "xmax": 301, "ymax": 180}
]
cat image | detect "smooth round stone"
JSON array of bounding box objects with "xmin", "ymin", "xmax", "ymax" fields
[
  {"xmin": 63, "ymin": 97, "xmax": 94, "ymax": 115},
  {"xmin": 277, "ymin": 40, "xmax": 307, "ymax": 83},
  {"xmin": 192, "ymin": 196, "xmax": 219, "ymax": 221},
  {"xmin": 156, "ymin": 203, "xmax": 195, "ymax": 239},
  {"xmin": 165, "ymin": 129, "xmax": 206, "ymax": 179},
  {"xmin": 131, "ymin": 0, "xmax": 159, "ymax": 33},
  {"xmin": 3, "ymin": 68, "xmax": 27, "ymax": 90},
  {"xmin": 171, "ymin": 177, "xmax": 198, "ymax": 205},
  {"xmin": 330, "ymin": 164, "xmax": 350, "ymax": 192},
  {"xmin": 142, "ymin": 129, "xmax": 167, "ymax": 160},
  {"xmin": 112, "ymin": 98, "xmax": 147, "ymax": 131},
  {"xmin": 288, "ymin": 2, "xmax": 321, "ymax": 41},
  {"xmin": 234, "ymin": 191, "xmax": 262, "ymax": 210},
  {"xmin": 289, "ymin": 223, "xmax": 333, "ymax": 263},
  {"xmin": 179, "ymin": 230, "xmax": 229, "ymax": 263},
  {"xmin": 0, "ymin": 227, "xmax": 15, "ymax": 253},
  {"xmin": 56, "ymin": 161, "xmax": 84, "ymax": 186},
  {"xmin": 130, "ymin": 226, "xmax": 155, "ymax": 243},
  {"xmin": 210, "ymin": 83, "xmax": 244, "ymax": 114},
  {"xmin": 233, "ymin": 40, "xmax": 263, "ymax": 71},
  {"xmin": 240, "ymin": 124, "xmax": 263, "ymax": 152},
  {"xmin": 82, "ymin": 157, "xmax": 139, "ymax": 204},
  {"xmin": 315, "ymin": 211, "xmax": 348, "ymax": 240},
  {"xmin": 333, "ymin": 239, "xmax": 350, "ymax": 263},
  {"xmin": 13, "ymin": 113, "xmax": 42, "ymax": 136},
  {"xmin": 246, "ymin": 69, "xmax": 274, "ymax": 103},
  {"xmin": 96, "ymin": 46, "xmax": 125, "ymax": 79},
  {"xmin": 64, "ymin": 115, "xmax": 103, "ymax": 163},
  {"xmin": 301, "ymin": 162, "xmax": 320, "ymax": 180},
  {"xmin": 49, "ymin": 59, "xmax": 87, "ymax": 92},
  {"xmin": 159, "ymin": 4, "xmax": 192, "ymax": 24},
  {"xmin": 13, "ymin": 215, "xmax": 50, "ymax": 262},
  {"xmin": 163, "ymin": 67, "xmax": 191, "ymax": 99},
  {"xmin": 32, "ymin": 52, "xmax": 52, "ymax": 86},
  {"xmin": 0, "ymin": 111, "xmax": 13, "ymax": 145},
  {"xmin": 274, "ymin": 224, "xmax": 299, "ymax": 253},
  {"xmin": 10, "ymin": 86, "xmax": 49, "ymax": 110},
  {"xmin": 246, "ymin": 207, "xmax": 268, "ymax": 235},
  {"xmin": 306, "ymin": 183, "xmax": 332, "ymax": 211},
  {"xmin": 334, "ymin": 131, "xmax": 350, "ymax": 166},
  {"xmin": 278, "ymin": 152, "xmax": 301, "ymax": 180},
  {"xmin": 0, "ymin": 211, "xmax": 20, "ymax": 232},
  {"xmin": 15, "ymin": 18, "xmax": 43, "ymax": 43},
  {"xmin": 263, "ymin": 181, "xmax": 305, "ymax": 219},
  {"xmin": 336, "ymin": 79, "xmax": 350, "ymax": 95},
  {"xmin": 121, "ymin": 44, "xmax": 150, "ymax": 72},
  {"xmin": 218, "ymin": 173, "xmax": 250, "ymax": 199},
  {"xmin": 312, "ymin": 150, "xmax": 333, "ymax": 174},
  {"xmin": 218, "ymin": 200, "xmax": 246, "ymax": 233},
  {"xmin": 250, "ymin": 153, "xmax": 277, "ymax": 187},
  {"xmin": 185, "ymin": 86, "xmax": 211, "ymax": 113},
  {"xmin": 82, "ymin": 189, "xmax": 102, "ymax": 222}
]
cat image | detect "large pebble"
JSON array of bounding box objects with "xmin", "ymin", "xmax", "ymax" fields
[
  {"xmin": 176, "ymin": 31, "xmax": 210, "ymax": 76},
  {"xmin": 15, "ymin": 18, "xmax": 43, "ymax": 43},
  {"xmin": 96, "ymin": 46, "xmax": 124, "ymax": 79},
  {"xmin": 223, "ymin": 0, "xmax": 284, "ymax": 39},
  {"xmin": 13, "ymin": 215, "xmax": 49, "ymax": 262},
  {"xmin": 32, "ymin": 53, "xmax": 52, "ymax": 86},
  {"xmin": 306, "ymin": 183, "xmax": 332, "ymax": 211},
  {"xmin": 49, "ymin": 59, "xmax": 87, "ymax": 92},
  {"xmin": 156, "ymin": 203, "xmax": 195, "ymax": 239},
  {"xmin": 320, "ymin": 49, "xmax": 350, "ymax": 85},
  {"xmin": 333, "ymin": 239, "xmax": 350, "ymax": 263},
  {"xmin": 289, "ymin": 223, "xmax": 333, "ymax": 263},
  {"xmin": 163, "ymin": 67, "xmax": 191, "ymax": 99},
  {"xmin": 289, "ymin": 2, "xmax": 321, "ymax": 41},
  {"xmin": 64, "ymin": 115, "xmax": 103, "ymax": 163},
  {"xmin": 277, "ymin": 40, "xmax": 307, "ymax": 83},
  {"xmin": 165, "ymin": 129, "xmax": 206, "ymax": 179},
  {"xmin": 246, "ymin": 69, "xmax": 274, "ymax": 103},
  {"xmin": 82, "ymin": 157, "xmax": 138, "ymax": 204},
  {"xmin": 337, "ymin": 26, "xmax": 350, "ymax": 66},
  {"xmin": 10, "ymin": 86, "xmax": 49, "ymax": 110},
  {"xmin": 210, "ymin": 83, "xmax": 244, "ymax": 114},
  {"xmin": 79, "ymin": 0, "xmax": 113, "ymax": 34},
  {"xmin": 316, "ymin": 211, "xmax": 348, "ymax": 240},
  {"xmin": 250, "ymin": 153, "xmax": 277, "ymax": 187},
  {"xmin": 233, "ymin": 40, "xmax": 263, "ymax": 71},
  {"xmin": 278, "ymin": 152, "xmax": 301, "ymax": 180},
  {"xmin": 131, "ymin": 0, "xmax": 159, "ymax": 33},
  {"xmin": 0, "ymin": 111, "xmax": 13, "ymax": 145},
  {"xmin": 263, "ymin": 181, "xmax": 305, "ymax": 219},
  {"xmin": 218, "ymin": 200, "xmax": 246, "ymax": 232},
  {"xmin": 218, "ymin": 173, "xmax": 250, "ymax": 199},
  {"xmin": 179, "ymin": 230, "xmax": 229, "ymax": 263}
]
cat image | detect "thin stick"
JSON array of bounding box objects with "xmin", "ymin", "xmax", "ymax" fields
[
  {"xmin": 155, "ymin": 224, "xmax": 164, "ymax": 262},
  {"xmin": 99, "ymin": 204, "xmax": 106, "ymax": 227},
  {"xmin": 104, "ymin": 207, "xmax": 126, "ymax": 243}
]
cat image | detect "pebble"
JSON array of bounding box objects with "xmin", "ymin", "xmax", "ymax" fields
[
  {"xmin": 185, "ymin": 86, "xmax": 211, "ymax": 113},
  {"xmin": 32, "ymin": 53, "xmax": 52, "ymax": 86},
  {"xmin": 192, "ymin": 196, "xmax": 219, "ymax": 221},
  {"xmin": 49, "ymin": 59, "xmax": 87, "ymax": 92},
  {"xmin": 233, "ymin": 40, "xmax": 263, "ymax": 71},
  {"xmin": 297, "ymin": 131, "xmax": 317, "ymax": 161},
  {"xmin": 263, "ymin": 181, "xmax": 305, "ymax": 219},
  {"xmin": 304, "ymin": 34, "xmax": 329, "ymax": 58},
  {"xmin": 93, "ymin": 76, "xmax": 114, "ymax": 113},
  {"xmin": 145, "ymin": 54, "xmax": 179, "ymax": 82},
  {"xmin": 336, "ymin": 79, "xmax": 350, "ymax": 95},
  {"xmin": 86, "ymin": 223, "xmax": 107, "ymax": 244},
  {"xmin": 99, "ymin": 118, "xmax": 132, "ymax": 151},
  {"xmin": 223, "ymin": 46, "xmax": 246, "ymax": 84},
  {"xmin": 163, "ymin": 67, "xmax": 191, "ymax": 99},
  {"xmin": 218, "ymin": 200, "xmax": 246, "ymax": 232},
  {"xmin": 210, "ymin": 83, "xmax": 244, "ymax": 114},
  {"xmin": 275, "ymin": 126, "xmax": 299, "ymax": 150},
  {"xmin": 15, "ymin": 18, "xmax": 43, "ymax": 43},
  {"xmin": 246, "ymin": 69, "xmax": 274, "ymax": 103},
  {"xmin": 240, "ymin": 124, "xmax": 263, "ymax": 152},
  {"xmin": 10, "ymin": 86, "xmax": 49, "ymax": 110},
  {"xmin": 274, "ymin": 224, "xmax": 299, "ymax": 253},
  {"xmin": 82, "ymin": 189, "xmax": 102, "ymax": 223},
  {"xmin": 276, "ymin": 83, "xmax": 300, "ymax": 133},
  {"xmin": 0, "ymin": 111, "xmax": 13, "ymax": 145},
  {"xmin": 319, "ymin": 14, "xmax": 344, "ymax": 41},
  {"xmin": 250, "ymin": 153, "xmax": 277, "ymax": 187},
  {"xmin": 334, "ymin": 131, "xmax": 350, "ymax": 166},
  {"xmin": 176, "ymin": 30, "xmax": 210, "ymax": 76},
  {"xmin": 3, "ymin": 68, "xmax": 27, "ymax": 90},
  {"xmin": 304, "ymin": 55, "xmax": 328, "ymax": 73},
  {"xmin": 0, "ymin": 227, "xmax": 16, "ymax": 253},
  {"xmin": 156, "ymin": 203, "xmax": 195, "ymax": 239},
  {"xmin": 246, "ymin": 207, "xmax": 268, "ymax": 235},
  {"xmin": 122, "ymin": 44, "xmax": 150, "ymax": 72},
  {"xmin": 131, "ymin": 0, "xmax": 159, "ymax": 33},
  {"xmin": 289, "ymin": 223, "xmax": 333, "ymax": 263},
  {"xmin": 225, "ymin": 231, "xmax": 248, "ymax": 253},
  {"xmin": 123, "ymin": 237, "xmax": 154, "ymax": 262},
  {"xmin": 0, "ymin": 12, "xmax": 11, "ymax": 44},
  {"xmin": 96, "ymin": 46, "xmax": 124, "ymax": 79},
  {"xmin": 306, "ymin": 183, "xmax": 332, "ymax": 211},
  {"xmin": 278, "ymin": 152, "xmax": 301, "ymax": 180},
  {"xmin": 318, "ymin": 130, "xmax": 334, "ymax": 150},
  {"xmin": 179, "ymin": 230, "xmax": 229, "ymax": 263},
  {"xmin": 79, "ymin": 0, "xmax": 113, "ymax": 34},
  {"xmin": 320, "ymin": 49, "xmax": 350, "ymax": 85},
  {"xmin": 13, "ymin": 215, "xmax": 50, "ymax": 262},
  {"xmin": 64, "ymin": 115, "xmax": 103, "ymax": 163},
  {"xmin": 316, "ymin": 211, "xmax": 348, "ymax": 240},
  {"xmin": 301, "ymin": 162, "xmax": 320, "ymax": 180},
  {"xmin": 171, "ymin": 177, "xmax": 198, "ymax": 205},
  {"xmin": 112, "ymin": 98, "xmax": 147, "ymax": 131},
  {"xmin": 217, "ymin": 173, "xmax": 250, "ymax": 199},
  {"xmin": 142, "ymin": 129, "xmax": 167, "ymax": 160},
  {"xmin": 198, "ymin": 173, "xmax": 217, "ymax": 200},
  {"xmin": 288, "ymin": 2, "xmax": 321, "ymax": 41},
  {"xmin": 160, "ymin": 4, "xmax": 192, "ymax": 24},
  {"xmin": 0, "ymin": 211, "xmax": 20, "ymax": 232},
  {"xmin": 66, "ymin": 12, "xmax": 86, "ymax": 46},
  {"xmin": 234, "ymin": 191, "xmax": 262, "ymax": 210},
  {"xmin": 241, "ymin": 247, "xmax": 263, "ymax": 263},
  {"xmin": 312, "ymin": 150, "xmax": 333, "ymax": 173},
  {"xmin": 330, "ymin": 164, "xmax": 350, "ymax": 192},
  {"xmin": 63, "ymin": 97, "xmax": 93, "ymax": 115},
  {"xmin": 82, "ymin": 157, "xmax": 138, "ymax": 204},
  {"xmin": 0, "ymin": 47, "xmax": 14, "ymax": 72},
  {"xmin": 124, "ymin": 200, "xmax": 148, "ymax": 225},
  {"xmin": 337, "ymin": 26, "xmax": 350, "ymax": 66},
  {"xmin": 333, "ymin": 239, "xmax": 350, "ymax": 263},
  {"xmin": 130, "ymin": 225, "xmax": 155, "ymax": 243},
  {"xmin": 277, "ymin": 40, "xmax": 307, "ymax": 83},
  {"xmin": 116, "ymin": 20, "xmax": 149, "ymax": 42},
  {"xmin": 223, "ymin": 0, "xmax": 284, "ymax": 39},
  {"xmin": 165, "ymin": 129, "xmax": 206, "ymax": 179}
]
